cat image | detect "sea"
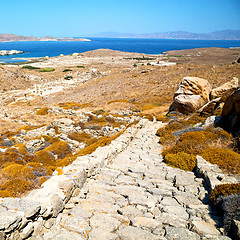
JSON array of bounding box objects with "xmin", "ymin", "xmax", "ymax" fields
[{"xmin": 0, "ymin": 38, "xmax": 240, "ymax": 63}]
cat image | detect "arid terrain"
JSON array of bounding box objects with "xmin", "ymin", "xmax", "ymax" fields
[
  {"xmin": 0, "ymin": 47, "xmax": 240, "ymax": 239},
  {"xmin": 0, "ymin": 47, "xmax": 239, "ymax": 131}
]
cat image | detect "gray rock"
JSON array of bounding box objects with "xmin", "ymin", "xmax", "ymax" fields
[
  {"xmin": 165, "ymin": 226, "xmax": 201, "ymax": 240},
  {"xmin": 68, "ymin": 206, "xmax": 92, "ymax": 219},
  {"xmin": 19, "ymin": 221, "xmax": 34, "ymax": 239},
  {"xmin": 44, "ymin": 218, "xmax": 56, "ymax": 229},
  {"xmin": 89, "ymin": 229, "xmax": 118, "ymax": 240},
  {"xmin": 0, "ymin": 198, "xmax": 41, "ymax": 219},
  {"xmin": 59, "ymin": 214, "xmax": 90, "ymax": 235},
  {"xmin": 50, "ymin": 194, "xmax": 65, "ymax": 217},
  {"xmin": 90, "ymin": 213, "xmax": 121, "ymax": 232},
  {"xmin": 191, "ymin": 220, "xmax": 220, "ymax": 235},
  {"xmin": 42, "ymin": 227, "xmax": 83, "ymax": 240},
  {"xmin": 172, "ymin": 94, "xmax": 205, "ymax": 114},
  {"xmin": 131, "ymin": 216, "xmax": 161, "ymax": 230},
  {"xmin": 156, "ymin": 212, "xmax": 187, "ymax": 228},
  {"xmin": 198, "ymin": 116, "xmax": 222, "ymax": 129},
  {"xmin": 117, "ymin": 226, "xmax": 159, "ymax": 240},
  {"xmin": 173, "ymin": 127, "xmax": 204, "ymax": 138}
]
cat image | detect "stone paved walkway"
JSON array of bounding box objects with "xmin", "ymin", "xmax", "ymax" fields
[{"xmin": 38, "ymin": 121, "xmax": 230, "ymax": 240}]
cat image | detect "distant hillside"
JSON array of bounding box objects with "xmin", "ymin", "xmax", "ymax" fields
[
  {"xmin": 90, "ymin": 30, "xmax": 240, "ymax": 40},
  {"xmin": 0, "ymin": 34, "xmax": 91, "ymax": 42}
]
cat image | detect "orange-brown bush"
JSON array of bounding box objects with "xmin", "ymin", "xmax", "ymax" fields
[
  {"xmin": 164, "ymin": 152, "xmax": 196, "ymax": 171},
  {"xmin": 45, "ymin": 141, "xmax": 72, "ymax": 159},
  {"xmin": 209, "ymin": 183, "xmax": 240, "ymax": 204},
  {"xmin": 2, "ymin": 163, "xmax": 35, "ymax": 179},
  {"xmin": 58, "ymin": 102, "xmax": 92, "ymax": 109},
  {"xmin": 156, "ymin": 122, "xmax": 183, "ymax": 137},
  {"xmin": 36, "ymin": 107, "xmax": 49, "ymax": 115},
  {"xmin": 178, "ymin": 131, "xmax": 218, "ymax": 145},
  {"xmin": 156, "ymin": 115, "xmax": 169, "ymax": 123},
  {"xmin": 184, "ymin": 114, "xmax": 207, "ymax": 125},
  {"xmin": 201, "ymin": 148, "xmax": 240, "ymax": 174},
  {"xmin": 68, "ymin": 132, "xmax": 92, "ymax": 143},
  {"xmin": 11, "ymin": 143, "xmax": 27, "ymax": 155},
  {"xmin": 0, "ymin": 179, "xmax": 31, "ymax": 197},
  {"xmin": 162, "ymin": 140, "xmax": 204, "ymax": 156},
  {"xmin": 34, "ymin": 150, "xmax": 55, "ymax": 166}
]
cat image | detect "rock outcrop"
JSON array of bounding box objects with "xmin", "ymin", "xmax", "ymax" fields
[
  {"xmin": 210, "ymin": 77, "xmax": 239, "ymax": 101},
  {"xmin": 221, "ymin": 88, "xmax": 240, "ymax": 136},
  {"xmin": 170, "ymin": 77, "xmax": 212, "ymax": 114}
]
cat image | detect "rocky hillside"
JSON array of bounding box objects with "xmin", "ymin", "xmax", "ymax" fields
[{"xmin": 0, "ymin": 47, "xmax": 239, "ymax": 239}]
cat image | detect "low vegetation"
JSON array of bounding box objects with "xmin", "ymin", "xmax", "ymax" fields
[
  {"xmin": 209, "ymin": 183, "xmax": 240, "ymax": 204},
  {"xmin": 39, "ymin": 68, "xmax": 55, "ymax": 72},
  {"xmin": 22, "ymin": 65, "xmax": 40, "ymax": 70},
  {"xmin": 157, "ymin": 113, "xmax": 239, "ymax": 175}
]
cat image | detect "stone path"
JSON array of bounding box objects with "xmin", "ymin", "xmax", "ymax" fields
[{"xmin": 37, "ymin": 121, "xmax": 230, "ymax": 240}]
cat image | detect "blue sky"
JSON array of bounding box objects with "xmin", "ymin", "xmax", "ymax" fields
[{"xmin": 0, "ymin": 0, "xmax": 239, "ymax": 37}]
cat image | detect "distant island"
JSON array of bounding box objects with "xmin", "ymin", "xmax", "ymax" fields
[
  {"xmin": 0, "ymin": 34, "xmax": 91, "ymax": 42},
  {"xmin": 89, "ymin": 29, "xmax": 240, "ymax": 40}
]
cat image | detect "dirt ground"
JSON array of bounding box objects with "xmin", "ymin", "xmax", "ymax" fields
[{"xmin": 0, "ymin": 47, "xmax": 239, "ymax": 131}]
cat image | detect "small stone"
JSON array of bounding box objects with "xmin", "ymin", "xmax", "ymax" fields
[
  {"xmin": 19, "ymin": 221, "xmax": 34, "ymax": 239},
  {"xmin": 117, "ymin": 226, "xmax": 159, "ymax": 240},
  {"xmin": 89, "ymin": 229, "xmax": 118, "ymax": 240},
  {"xmin": 90, "ymin": 213, "xmax": 121, "ymax": 232},
  {"xmin": 191, "ymin": 220, "xmax": 220, "ymax": 235},
  {"xmin": 165, "ymin": 226, "xmax": 200, "ymax": 240},
  {"xmin": 44, "ymin": 218, "xmax": 56, "ymax": 229},
  {"xmin": 50, "ymin": 194, "xmax": 65, "ymax": 217}
]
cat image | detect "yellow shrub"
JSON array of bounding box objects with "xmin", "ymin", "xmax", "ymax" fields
[
  {"xmin": 156, "ymin": 115, "xmax": 169, "ymax": 123},
  {"xmin": 156, "ymin": 122, "xmax": 183, "ymax": 137},
  {"xmin": 22, "ymin": 154, "xmax": 37, "ymax": 163},
  {"xmin": 209, "ymin": 183, "xmax": 240, "ymax": 204},
  {"xmin": 142, "ymin": 104, "xmax": 155, "ymax": 111},
  {"xmin": 0, "ymin": 179, "xmax": 31, "ymax": 197},
  {"xmin": 1, "ymin": 162, "xmax": 16, "ymax": 168},
  {"xmin": 2, "ymin": 164, "xmax": 34, "ymax": 179},
  {"xmin": 53, "ymin": 126, "xmax": 59, "ymax": 134},
  {"xmin": 34, "ymin": 150, "xmax": 55, "ymax": 166},
  {"xmin": 184, "ymin": 114, "xmax": 207, "ymax": 125},
  {"xmin": 45, "ymin": 141, "xmax": 71, "ymax": 159},
  {"xmin": 178, "ymin": 131, "xmax": 218, "ymax": 145},
  {"xmin": 56, "ymin": 157, "xmax": 75, "ymax": 168},
  {"xmin": 58, "ymin": 102, "xmax": 92, "ymax": 109},
  {"xmin": 214, "ymin": 129, "xmax": 231, "ymax": 140},
  {"xmin": 0, "ymin": 148, "xmax": 24, "ymax": 165},
  {"xmin": 40, "ymin": 135, "xmax": 60, "ymax": 144},
  {"xmin": 1, "ymin": 131, "xmax": 19, "ymax": 138},
  {"xmin": 12, "ymin": 143, "xmax": 27, "ymax": 155},
  {"xmin": 107, "ymin": 99, "xmax": 129, "ymax": 104},
  {"xmin": 36, "ymin": 107, "xmax": 49, "ymax": 115},
  {"xmin": 162, "ymin": 140, "xmax": 204, "ymax": 156},
  {"xmin": 68, "ymin": 132, "xmax": 92, "ymax": 142},
  {"xmin": 0, "ymin": 190, "xmax": 12, "ymax": 197},
  {"xmin": 46, "ymin": 165, "xmax": 56, "ymax": 175},
  {"xmin": 201, "ymin": 148, "xmax": 240, "ymax": 174},
  {"xmin": 159, "ymin": 133, "xmax": 177, "ymax": 145},
  {"xmin": 164, "ymin": 152, "xmax": 196, "ymax": 171},
  {"xmin": 38, "ymin": 176, "xmax": 48, "ymax": 185}
]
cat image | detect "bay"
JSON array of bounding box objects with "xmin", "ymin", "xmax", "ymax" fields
[{"xmin": 0, "ymin": 38, "xmax": 240, "ymax": 63}]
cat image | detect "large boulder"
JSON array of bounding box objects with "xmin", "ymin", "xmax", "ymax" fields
[
  {"xmin": 174, "ymin": 77, "xmax": 212, "ymax": 102},
  {"xmin": 221, "ymin": 88, "xmax": 240, "ymax": 136},
  {"xmin": 170, "ymin": 77, "xmax": 212, "ymax": 114},
  {"xmin": 172, "ymin": 95, "xmax": 205, "ymax": 114},
  {"xmin": 210, "ymin": 77, "xmax": 239, "ymax": 101}
]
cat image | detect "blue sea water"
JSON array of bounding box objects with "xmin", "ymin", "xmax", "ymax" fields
[{"xmin": 0, "ymin": 38, "xmax": 240, "ymax": 63}]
